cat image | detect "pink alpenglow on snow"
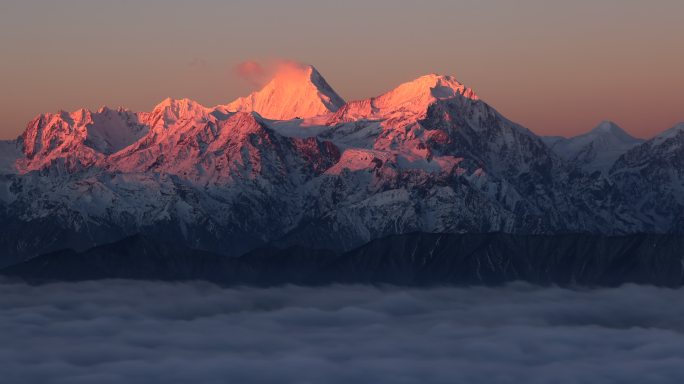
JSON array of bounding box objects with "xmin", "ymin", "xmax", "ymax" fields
[
  {"xmin": 6, "ymin": 60, "xmax": 684, "ymax": 261},
  {"xmin": 6, "ymin": 64, "xmax": 497, "ymax": 179},
  {"xmin": 329, "ymin": 74, "xmax": 478, "ymax": 123},
  {"xmin": 221, "ymin": 61, "xmax": 345, "ymax": 120}
]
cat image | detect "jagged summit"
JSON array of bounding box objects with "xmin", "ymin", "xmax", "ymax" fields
[
  {"xmin": 96, "ymin": 105, "xmax": 130, "ymax": 114},
  {"xmin": 152, "ymin": 97, "xmax": 205, "ymax": 111},
  {"xmin": 373, "ymin": 73, "xmax": 478, "ymax": 115},
  {"xmin": 150, "ymin": 97, "xmax": 208, "ymax": 117},
  {"xmin": 330, "ymin": 73, "xmax": 478, "ymax": 123},
  {"xmin": 147, "ymin": 97, "xmax": 209, "ymax": 126},
  {"xmin": 19, "ymin": 107, "xmax": 148, "ymax": 164},
  {"xmin": 221, "ymin": 63, "xmax": 345, "ymax": 120}
]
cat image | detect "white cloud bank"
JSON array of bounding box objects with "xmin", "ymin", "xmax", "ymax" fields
[{"xmin": 1, "ymin": 280, "xmax": 684, "ymax": 383}]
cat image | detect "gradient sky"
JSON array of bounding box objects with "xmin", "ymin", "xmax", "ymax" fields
[{"xmin": 1, "ymin": 0, "xmax": 682, "ymax": 139}]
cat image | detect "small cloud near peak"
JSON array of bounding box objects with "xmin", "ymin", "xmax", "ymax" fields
[
  {"xmin": 234, "ymin": 60, "xmax": 267, "ymax": 86},
  {"xmin": 233, "ymin": 59, "xmax": 312, "ymax": 88}
]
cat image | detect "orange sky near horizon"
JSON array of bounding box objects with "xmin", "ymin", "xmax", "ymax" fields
[{"xmin": 0, "ymin": 0, "xmax": 682, "ymax": 140}]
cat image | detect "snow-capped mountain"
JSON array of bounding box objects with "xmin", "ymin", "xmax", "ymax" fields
[
  {"xmin": 219, "ymin": 63, "xmax": 345, "ymax": 120},
  {"xmin": 328, "ymin": 74, "xmax": 478, "ymax": 123},
  {"xmin": 544, "ymin": 121, "xmax": 645, "ymax": 174},
  {"xmin": 0, "ymin": 63, "xmax": 679, "ymax": 264},
  {"xmin": 17, "ymin": 107, "xmax": 149, "ymax": 173}
]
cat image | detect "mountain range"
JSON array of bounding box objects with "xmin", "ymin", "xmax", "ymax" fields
[{"xmin": 0, "ymin": 63, "xmax": 683, "ymax": 270}]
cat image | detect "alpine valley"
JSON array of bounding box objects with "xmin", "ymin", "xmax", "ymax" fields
[{"xmin": 1, "ymin": 63, "xmax": 683, "ymax": 285}]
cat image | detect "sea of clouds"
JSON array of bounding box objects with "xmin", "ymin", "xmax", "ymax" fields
[{"xmin": 1, "ymin": 279, "xmax": 683, "ymax": 383}]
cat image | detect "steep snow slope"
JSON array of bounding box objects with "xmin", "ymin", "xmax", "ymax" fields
[
  {"xmin": 546, "ymin": 121, "xmax": 644, "ymax": 174},
  {"xmin": 220, "ymin": 64, "xmax": 344, "ymax": 120}
]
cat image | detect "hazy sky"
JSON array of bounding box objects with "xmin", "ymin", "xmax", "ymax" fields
[{"xmin": 0, "ymin": 0, "xmax": 682, "ymax": 139}]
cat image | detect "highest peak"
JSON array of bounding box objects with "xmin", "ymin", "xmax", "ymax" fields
[
  {"xmin": 265, "ymin": 63, "xmax": 342, "ymax": 104},
  {"xmin": 270, "ymin": 62, "xmax": 317, "ymax": 82},
  {"xmin": 222, "ymin": 62, "xmax": 345, "ymax": 120},
  {"xmin": 265, "ymin": 62, "xmax": 326, "ymax": 86}
]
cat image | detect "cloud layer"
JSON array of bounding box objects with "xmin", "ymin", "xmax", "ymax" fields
[{"xmin": 1, "ymin": 280, "xmax": 684, "ymax": 383}]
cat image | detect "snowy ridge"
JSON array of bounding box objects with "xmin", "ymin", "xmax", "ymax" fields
[
  {"xmin": 0, "ymin": 64, "xmax": 681, "ymax": 261},
  {"xmin": 545, "ymin": 121, "xmax": 644, "ymax": 174},
  {"xmin": 329, "ymin": 74, "xmax": 477, "ymax": 123}
]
